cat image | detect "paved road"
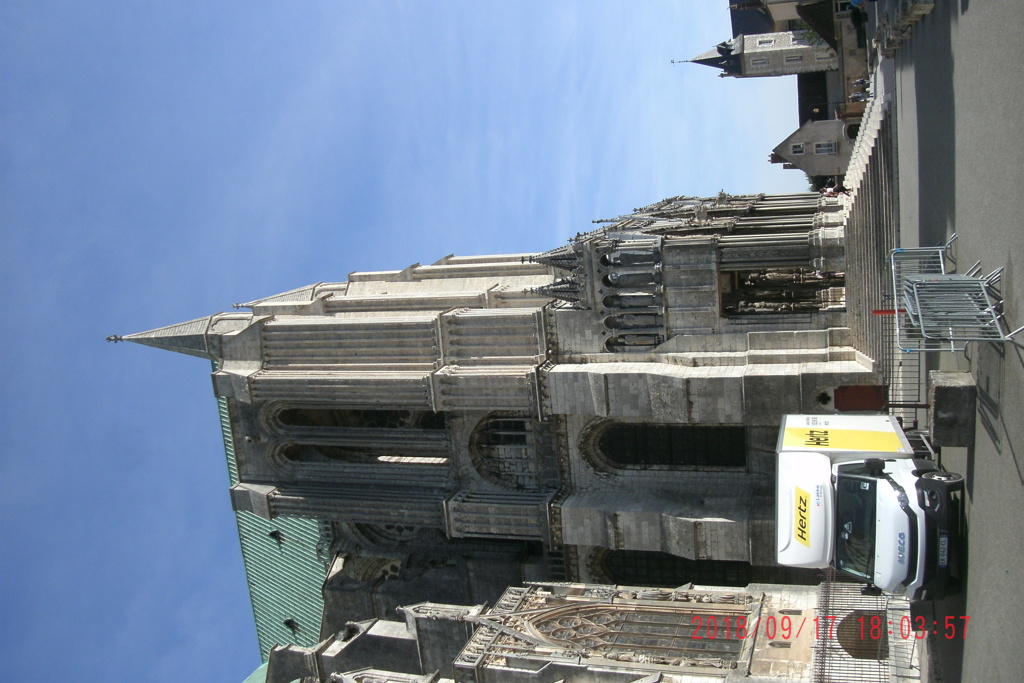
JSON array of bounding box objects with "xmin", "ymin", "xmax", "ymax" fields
[{"xmin": 885, "ymin": 1, "xmax": 1024, "ymax": 680}]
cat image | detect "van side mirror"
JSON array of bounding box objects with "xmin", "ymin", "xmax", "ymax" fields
[{"xmin": 864, "ymin": 458, "xmax": 885, "ymax": 476}]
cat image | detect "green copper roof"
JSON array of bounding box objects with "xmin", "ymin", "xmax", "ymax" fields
[
  {"xmin": 216, "ymin": 370, "xmax": 329, "ymax": 661},
  {"xmin": 235, "ymin": 511, "xmax": 328, "ymax": 659},
  {"xmin": 219, "ymin": 396, "xmax": 240, "ymax": 484},
  {"xmin": 241, "ymin": 662, "xmax": 268, "ymax": 683}
]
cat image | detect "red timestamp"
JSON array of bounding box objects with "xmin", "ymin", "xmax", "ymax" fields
[
  {"xmin": 690, "ymin": 614, "xmax": 808, "ymax": 640},
  {"xmin": 690, "ymin": 614, "xmax": 971, "ymax": 641},
  {"xmin": 856, "ymin": 614, "xmax": 971, "ymax": 640}
]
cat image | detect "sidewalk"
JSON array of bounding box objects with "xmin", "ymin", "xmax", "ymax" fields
[
  {"xmin": 839, "ymin": 55, "xmax": 922, "ymax": 414},
  {"xmin": 840, "ymin": 2, "xmax": 1024, "ymax": 681}
]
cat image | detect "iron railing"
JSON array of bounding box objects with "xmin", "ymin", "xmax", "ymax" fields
[{"xmin": 812, "ymin": 567, "xmax": 918, "ymax": 682}]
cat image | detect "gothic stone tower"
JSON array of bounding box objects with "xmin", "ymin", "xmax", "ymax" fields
[
  {"xmin": 122, "ymin": 191, "xmax": 872, "ymax": 635},
  {"xmin": 690, "ymin": 31, "xmax": 838, "ymax": 78}
]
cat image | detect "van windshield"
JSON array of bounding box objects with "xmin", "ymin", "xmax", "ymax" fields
[{"xmin": 834, "ymin": 475, "xmax": 876, "ymax": 579}]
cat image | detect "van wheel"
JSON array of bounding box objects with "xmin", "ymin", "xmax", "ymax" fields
[
  {"xmin": 922, "ymin": 471, "xmax": 963, "ymax": 483},
  {"xmin": 923, "ymin": 470, "xmax": 965, "ymax": 493}
]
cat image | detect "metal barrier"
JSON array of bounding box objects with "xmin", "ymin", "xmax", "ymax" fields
[
  {"xmin": 812, "ymin": 568, "xmax": 892, "ymax": 683},
  {"xmin": 811, "ymin": 568, "xmax": 922, "ymax": 682},
  {"xmin": 890, "ymin": 235, "xmax": 1022, "ymax": 352},
  {"xmin": 882, "ymin": 315, "xmax": 927, "ymax": 428}
]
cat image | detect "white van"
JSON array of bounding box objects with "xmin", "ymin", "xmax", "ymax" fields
[{"xmin": 776, "ymin": 414, "xmax": 963, "ymax": 599}]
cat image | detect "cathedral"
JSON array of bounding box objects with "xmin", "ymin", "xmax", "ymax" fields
[{"xmin": 121, "ymin": 190, "xmax": 893, "ymax": 681}]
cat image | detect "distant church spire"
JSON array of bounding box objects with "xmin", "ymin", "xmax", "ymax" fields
[
  {"xmin": 688, "ymin": 40, "xmax": 741, "ymax": 75},
  {"xmin": 688, "ymin": 31, "xmax": 837, "ymax": 79},
  {"xmin": 117, "ymin": 315, "xmax": 216, "ymax": 359}
]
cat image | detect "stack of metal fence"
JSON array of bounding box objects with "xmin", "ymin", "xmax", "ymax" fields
[{"xmin": 890, "ymin": 238, "xmax": 1021, "ymax": 353}]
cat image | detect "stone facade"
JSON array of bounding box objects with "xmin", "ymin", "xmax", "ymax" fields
[
  {"xmin": 123, "ymin": 191, "xmax": 881, "ymax": 648},
  {"xmin": 452, "ymin": 582, "xmax": 821, "ymax": 683},
  {"xmin": 264, "ymin": 581, "xmax": 823, "ymax": 683},
  {"xmin": 770, "ymin": 120, "xmax": 855, "ymax": 178},
  {"xmin": 262, "ymin": 578, "xmax": 913, "ymax": 683}
]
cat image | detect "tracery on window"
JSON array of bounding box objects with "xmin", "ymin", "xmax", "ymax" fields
[
  {"xmin": 469, "ymin": 413, "xmax": 549, "ymax": 490},
  {"xmin": 526, "ymin": 602, "xmax": 746, "ymax": 662}
]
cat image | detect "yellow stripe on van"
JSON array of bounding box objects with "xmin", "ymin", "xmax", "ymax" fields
[
  {"xmin": 782, "ymin": 427, "xmax": 907, "ymax": 453},
  {"xmin": 794, "ymin": 486, "xmax": 811, "ymax": 547}
]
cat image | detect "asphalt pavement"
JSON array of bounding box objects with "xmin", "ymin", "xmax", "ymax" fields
[{"xmin": 880, "ymin": 1, "xmax": 1024, "ymax": 680}]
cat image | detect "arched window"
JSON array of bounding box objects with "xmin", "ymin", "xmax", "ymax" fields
[
  {"xmin": 602, "ymin": 272, "xmax": 660, "ymax": 288},
  {"xmin": 277, "ymin": 408, "xmax": 445, "ymax": 430},
  {"xmin": 265, "ymin": 406, "xmax": 450, "ymax": 467},
  {"xmin": 469, "ymin": 413, "xmax": 550, "ymax": 490},
  {"xmin": 599, "ymin": 250, "xmax": 657, "ymax": 267},
  {"xmin": 280, "ymin": 443, "xmax": 447, "ymax": 466},
  {"xmin": 602, "ymin": 293, "xmax": 662, "ymax": 309},
  {"xmin": 281, "ymin": 443, "xmax": 370, "ymax": 464},
  {"xmin": 592, "ymin": 549, "xmax": 751, "ymax": 588},
  {"xmin": 583, "ymin": 421, "xmax": 747, "ymax": 470},
  {"xmin": 603, "ymin": 313, "xmax": 660, "ymax": 330},
  {"xmin": 478, "ymin": 417, "xmax": 529, "ymax": 446},
  {"xmin": 604, "ymin": 334, "xmax": 663, "ymax": 351}
]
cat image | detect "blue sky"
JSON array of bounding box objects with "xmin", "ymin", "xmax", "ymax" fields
[{"xmin": 1, "ymin": 2, "xmax": 805, "ymax": 680}]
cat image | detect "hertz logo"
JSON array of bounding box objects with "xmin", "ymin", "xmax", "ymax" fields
[{"xmin": 794, "ymin": 487, "xmax": 811, "ymax": 547}]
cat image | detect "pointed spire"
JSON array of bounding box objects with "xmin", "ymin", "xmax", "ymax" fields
[
  {"xmin": 689, "ymin": 39, "xmax": 741, "ymax": 75},
  {"xmin": 118, "ymin": 315, "xmax": 215, "ymax": 359},
  {"xmin": 530, "ymin": 278, "xmax": 586, "ymax": 305},
  {"xmin": 530, "ymin": 244, "xmax": 581, "ymax": 273}
]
